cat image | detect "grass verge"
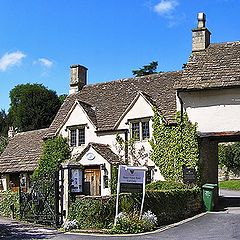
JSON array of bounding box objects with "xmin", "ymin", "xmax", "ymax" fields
[{"xmin": 219, "ymin": 180, "xmax": 240, "ymax": 190}]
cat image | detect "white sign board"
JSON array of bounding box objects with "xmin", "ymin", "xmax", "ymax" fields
[
  {"xmin": 114, "ymin": 165, "xmax": 148, "ymax": 225},
  {"xmin": 71, "ymin": 169, "xmax": 83, "ymax": 193},
  {"xmin": 119, "ymin": 165, "xmax": 145, "ymax": 184}
]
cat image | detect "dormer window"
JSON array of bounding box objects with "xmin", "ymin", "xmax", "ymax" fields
[
  {"xmin": 68, "ymin": 125, "xmax": 86, "ymax": 147},
  {"xmin": 130, "ymin": 118, "xmax": 150, "ymax": 141}
]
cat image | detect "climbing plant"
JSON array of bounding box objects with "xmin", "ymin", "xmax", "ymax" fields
[
  {"xmin": 150, "ymin": 110, "xmax": 199, "ymax": 182},
  {"xmin": 32, "ymin": 136, "xmax": 70, "ymax": 179}
]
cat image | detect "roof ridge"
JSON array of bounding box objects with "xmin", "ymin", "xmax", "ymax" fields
[
  {"xmin": 81, "ymin": 70, "xmax": 183, "ymax": 89},
  {"xmin": 16, "ymin": 128, "xmax": 49, "ymax": 136}
]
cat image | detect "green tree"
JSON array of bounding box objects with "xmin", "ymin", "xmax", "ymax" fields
[
  {"xmin": 0, "ymin": 136, "xmax": 8, "ymax": 154},
  {"xmin": 150, "ymin": 110, "xmax": 199, "ymax": 182},
  {"xmin": 0, "ymin": 109, "xmax": 9, "ymax": 136},
  {"xmin": 219, "ymin": 143, "xmax": 240, "ymax": 173},
  {"xmin": 58, "ymin": 94, "xmax": 68, "ymax": 105},
  {"xmin": 132, "ymin": 61, "xmax": 159, "ymax": 77},
  {"xmin": 32, "ymin": 136, "xmax": 70, "ymax": 179},
  {"xmin": 8, "ymin": 83, "xmax": 61, "ymax": 132}
]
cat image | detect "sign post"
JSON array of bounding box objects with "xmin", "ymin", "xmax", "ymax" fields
[{"xmin": 114, "ymin": 165, "xmax": 148, "ymax": 225}]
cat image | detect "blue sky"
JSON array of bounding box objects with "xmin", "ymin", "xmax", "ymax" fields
[{"xmin": 1, "ymin": 0, "xmax": 240, "ymax": 111}]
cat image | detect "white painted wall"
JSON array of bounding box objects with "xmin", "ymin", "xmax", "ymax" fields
[
  {"xmin": 178, "ymin": 88, "xmax": 240, "ymax": 133},
  {"xmin": 79, "ymin": 146, "xmax": 111, "ymax": 196}
]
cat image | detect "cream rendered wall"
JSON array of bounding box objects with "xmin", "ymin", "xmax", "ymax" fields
[
  {"xmin": 79, "ymin": 147, "xmax": 111, "ymax": 196},
  {"xmin": 117, "ymin": 94, "xmax": 164, "ymax": 181},
  {"xmin": 178, "ymin": 88, "xmax": 240, "ymax": 133},
  {"xmin": 59, "ymin": 102, "xmax": 124, "ymax": 156}
]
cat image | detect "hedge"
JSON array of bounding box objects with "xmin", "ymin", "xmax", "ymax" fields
[
  {"xmin": 0, "ymin": 190, "xmax": 20, "ymax": 219},
  {"xmin": 68, "ymin": 187, "xmax": 202, "ymax": 229}
]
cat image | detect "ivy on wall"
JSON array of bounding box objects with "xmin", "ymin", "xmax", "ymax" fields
[
  {"xmin": 150, "ymin": 110, "xmax": 199, "ymax": 182},
  {"xmin": 32, "ymin": 136, "xmax": 70, "ymax": 179}
]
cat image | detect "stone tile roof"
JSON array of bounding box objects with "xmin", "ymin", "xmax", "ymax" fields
[
  {"xmin": 0, "ymin": 128, "xmax": 48, "ymax": 173},
  {"xmin": 75, "ymin": 142, "xmax": 121, "ymax": 164},
  {"xmin": 175, "ymin": 42, "xmax": 240, "ymax": 90},
  {"xmin": 47, "ymin": 71, "xmax": 181, "ymax": 136}
]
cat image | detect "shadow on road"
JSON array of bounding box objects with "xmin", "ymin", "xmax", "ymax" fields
[
  {"xmin": 0, "ymin": 221, "xmax": 60, "ymax": 239},
  {"xmin": 218, "ymin": 196, "xmax": 240, "ymax": 211}
]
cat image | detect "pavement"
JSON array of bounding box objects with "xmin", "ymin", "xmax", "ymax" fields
[{"xmin": 0, "ymin": 189, "xmax": 240, "ymax": 239}]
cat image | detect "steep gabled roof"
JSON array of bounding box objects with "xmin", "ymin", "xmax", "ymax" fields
[
  {"xmin": 0, "ymin": 128, "xmax": 48, "ymax": 173},
  {"xmin": 75, "ymin": 142, "xmax": 121, "ymax": 164},
  {"xmin": 175, "ymin": 42, "xmax": 240, "ymax": 90},
  {"xmin": 47, "ymin": 71, "xmax": 181, "ymax": 137}
]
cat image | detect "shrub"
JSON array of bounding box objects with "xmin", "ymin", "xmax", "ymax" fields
[
  {"xmin": 0, "ymin": 190, "xmax": 20, "ymax": 219},
  {"xmin": 146, "ymin": 181, "xmax": 188, "ymax": 190},
  {"xmin": 109, "ymin": 210, "xmax": 157, "ymax": 234}
]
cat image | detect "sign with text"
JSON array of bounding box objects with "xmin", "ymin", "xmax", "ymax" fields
[
  {"xmin": 182, "ymin": 165, "xmax": 196, "ymax": 184},
  {"xmin": 119, "ymin": 165, "xmax": 145, "ymax": 184}
]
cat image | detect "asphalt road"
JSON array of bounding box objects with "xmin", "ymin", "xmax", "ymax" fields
[{"xmin": 0, "ymin": 190, "xmax": 240, "ymax": 240}]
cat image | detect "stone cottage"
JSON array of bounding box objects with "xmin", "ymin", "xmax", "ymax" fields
[{"xmin": 1, "ymin": 12, "xmax": 240, "ymax": 194}]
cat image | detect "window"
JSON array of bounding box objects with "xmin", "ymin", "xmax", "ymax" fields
[
  {"xmin": 69, "ymin": 127, "xmax": 85, "ymax": 147},
  {"xmin": 142, "ymin": 121, "xmax": 150, "ymax": 140},
  {"xmin": 130, "ymin": 119, "xmax": 150, "ymax": 141},
  {"xmin": 70, "ymin": 129, "xmax": 77, "ymax": 146},
  {"xmin": 131, "ymin": 122, "xmax": 140, "ymax": 140}
]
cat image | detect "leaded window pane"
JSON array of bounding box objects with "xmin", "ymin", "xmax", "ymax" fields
[
  {"xmin": 142, "ymin": 121, "xmax": 150, "ymax": 140},
  {"xmin": 70, "ymin": 129, "xmax": 77, "ymax": 147},
  {"xmin": 78, "ymin": 128, "xmax": 85, "ymax": 145},
  {"xmin": 131, "ymin": 122, "xmax": 140, "ymax": 140}
]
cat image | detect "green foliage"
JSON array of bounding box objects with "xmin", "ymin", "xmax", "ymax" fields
[
  {"xmin": 68, "ymin": 197, "xmax": 116, "ymax": 229},
  {"xmin": 219, "ymin": 180, "xmax": 240, "ymax": 190},
  {"xmin": 150, "ymin": 111, "xmax": 199, "ymax": 182},
  {"xmin": 8, "ymin": 83, "xmax": 61, "ymax": 132},
  {"xmin": 109, "ymin": 210, "xmax": 157, "ymax": 234},
  {"xmin": 0, "ymin": 190, "xmax": 20, "ymax": 218},
  {"xmin": 218, "ymin": 143, "xmax": 240, "ymax": 173},
  {"xmin": 0, "ymin": 109, "xmax": 9, "ymax": 136},
  {"xmin": 68, "ymin": 188, "xmax": 202, "ymax": 231},
  {"xmin": 110, "ymin": 165, "xmax": 118, "ymax": 194},
  {"xmin": 58, "ymin": 94, "xmax": 68, "ymax": 104},
  {"xmin": 0, "ymin": 136, "xmax": 8, "ymax": 154},
  {"xmin": 146, "ymin": 180, "xmax": 188, "ymax": 190},
  {"xmin": 32, "ymin": 136, "xmax": 70, "ymax": 179},
  {"xmin": 132, "ymin": 61, "xmax": 159, "ymax": 77},
  {"xmin": 144, "ymin": 188, "xmax": 201, "ymax": 225}
]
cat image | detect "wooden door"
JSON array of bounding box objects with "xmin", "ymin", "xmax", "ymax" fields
[{"xmin": 84, "ymin": 168, "xmax": 101, "ymax": 196}]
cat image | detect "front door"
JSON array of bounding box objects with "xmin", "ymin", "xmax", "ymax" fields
[{"xmin": 84, "ymin": 167, "xmax": 101, "ymax": 196}]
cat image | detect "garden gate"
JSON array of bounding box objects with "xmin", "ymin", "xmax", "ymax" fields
[{"xmin": 19, "ymin": 169, "xmax": 64, "ymax": 226}]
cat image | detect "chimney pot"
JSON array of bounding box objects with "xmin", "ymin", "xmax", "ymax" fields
[{"xmin": 197, "ymin": 12, "xmax": 206, "ymax": 28}]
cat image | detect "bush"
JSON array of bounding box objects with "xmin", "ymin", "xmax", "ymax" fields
[
  {"xmin": 109, "ymin": 210, "xmax": 157, "ymax": 234},
  {"xmin": 146, "ymin": 181, "xmax": 188, "ymax": 190},
  {"xmin": 0, "ymin": 190, "xmax": 20, "ymax": 219},
  {"xmin": 68, "ymin": 188, "xmax": 202, "ymax": 231}
]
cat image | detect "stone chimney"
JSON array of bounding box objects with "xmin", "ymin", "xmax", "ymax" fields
[
  {"xmin": 69, "ymin": 64, "xmax": 88, "ymax": 94},
  {"xmin": 192, "ymin": 13, "xmax": 211, "ymax": 52},
  {"xmin": 8, "ymin": 126, "xmax": 15, "ymax": 138}
]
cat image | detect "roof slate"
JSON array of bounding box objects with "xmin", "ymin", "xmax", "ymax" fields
[
  {"xmin": 0, "ymin": 128, "xmax": 48, "ymax": 173},
  {"xmin": 47, "ymin": 71, "xmax": 181, "ymax": 136},
  {"xmin": 175, "ymin": 42, "xmax": 240, "ymax": 90},
  {"xmin": 74, "ymin": 142, "xmax": 121, "ymax": 164}
]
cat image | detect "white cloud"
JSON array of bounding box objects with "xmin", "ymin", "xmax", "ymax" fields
[
  {"xmin": 38, "ymin": 58, "xmax": 53, "ymax": 68},
  {"xmin": 0, "ymin": 51, "xmax": 26, "ymax": 71},
  {"xmin": 154, "ymin": 0, "xmax": 179, "ymax": 16}
]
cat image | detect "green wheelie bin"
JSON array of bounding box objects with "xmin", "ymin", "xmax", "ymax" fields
[{"xmin": 202, "ymin": 183, "xmax": 218, "ymax": 211}]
